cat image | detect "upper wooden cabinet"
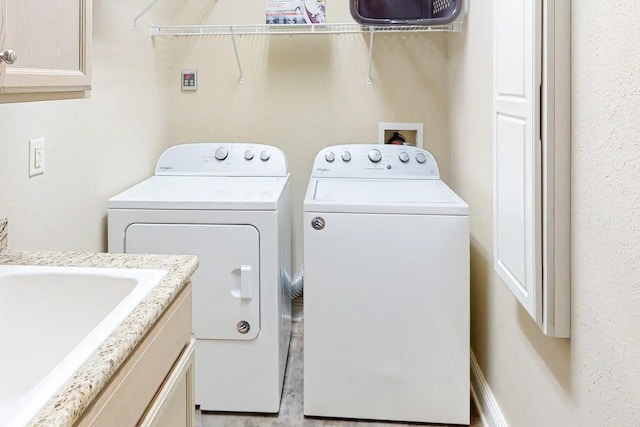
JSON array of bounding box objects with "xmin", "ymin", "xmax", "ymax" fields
[{"xmin": 0, "ymin": 0, "xmax": 91, "ymax": 96}]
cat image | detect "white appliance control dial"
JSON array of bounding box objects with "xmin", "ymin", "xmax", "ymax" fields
[
  {"xmin": 415, "ymin": 152, "xmax": 427, "ymax": 164},
  {"xmin": 260, "ymin": 150, "xmax": 271, "ymax": 161},
  {"xmin": 399, "ymin": 152, "xmax": 410, "ymax": 163},
  {"xmin": 244, "ymin": 149, "xmax": 255, "ymax": 160},
  {"xmin": 368, "ymin": 149, "xmax": 382, "ymax": 163},
  {"xmin": 215, "ymin": 147, "xmax": 228, "ymax": 161},
  {"xmin": 341, "ymin": 151, "xmax": 352, "ymax": 162},
  {"xmin": 325, "ymin": 151, "xmax": 335, "ymax": 162}
]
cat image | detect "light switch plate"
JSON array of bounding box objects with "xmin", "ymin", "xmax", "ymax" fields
[{"xmin": 29, "ymin": 138, "xmax": 45, "ymax": 177}]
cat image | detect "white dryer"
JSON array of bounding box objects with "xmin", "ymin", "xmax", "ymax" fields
[
  {"xmin": 108, "ymin": 143, "xmax": 292, "ymax": 413},
  {"xmin": 303, "ymin": 144, "xmax": 469, "ymax": 424}
]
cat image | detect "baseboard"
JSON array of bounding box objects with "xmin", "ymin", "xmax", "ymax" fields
[{"xmin": 470, "ymin": 351, "xmax": 509, "ymax": 427}]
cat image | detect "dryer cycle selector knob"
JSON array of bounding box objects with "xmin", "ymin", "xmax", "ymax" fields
[
  {"xmin": 244, "ymin": 149, "xmax": 255, "ymax": 160},
  {"xmin": 325, "ymin": 151, "xmax": 335, "ymax": 162},
  {"xmin": 341, "ymin": 151, "xmax": 352, "ymax": 162},
  {"xmin": 399, "ymin": 152, "xmax": 410, "ymax": 163},
  {"xmin": 415, "ymin": 152, "xmax": 427, "ymax": 164},
  {"xmin": 260, "ymin": 150, "xmax": 271, "ymax": 161},
  {"xmin": 215, "ymin": 147, "xmax": 228, "ymax": 161},
  {"xmin": 368, "ymin": 149, "xmax": 382, "ymax": 163}
]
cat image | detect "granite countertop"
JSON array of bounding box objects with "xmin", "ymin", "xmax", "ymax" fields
[{"xmin": 0, "ymin": 248, "xmax": 198, "ymax": 427}]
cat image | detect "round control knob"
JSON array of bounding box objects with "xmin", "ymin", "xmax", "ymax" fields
[
  {"xmin": 215, "ymin": 147, "xmax": 228, "ymax": 161},
  {"xmin": 415, "ymin": 152, "xmax": 427, "ymax": 164},
  {"xmin": 399, "ymin": 152, "xmax": 410, "ymax": 163},
  {"xmin": 341, "ymin": 151, "xmax": 352, "ymax": 162},
  {"xmin": 368, "ymin": 149, "xmax": 382, "ymax": 163},
  {"xmin": 244, "ymin": 149, "xmax": 254, "ymax": 160},
  {"xmin": 1, "ymin": 50, "xmax": 17, "ymax": 65},
  {"xmin": 260, "ymin": 150, "xmax": 271, "ymax": 161},
  {"xmin": 325, "ymin": 151, "xmax": 335, "ymax": 162}
]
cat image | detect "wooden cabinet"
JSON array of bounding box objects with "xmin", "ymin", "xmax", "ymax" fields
[
  {"xmin": 139, "ymin": 340, "xmax": 195, "ymax": 427},
  {"xmin": 0, "ymin": 0, "xmax": 91, "ymax": 97},
  {"xmin": 76, "ymin": 283, "xmax": 195, "ymax": 427}
]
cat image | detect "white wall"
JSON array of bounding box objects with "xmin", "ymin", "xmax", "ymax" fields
[
  {"xmin": 448, "ymin": 1, "xmax": 640, "ymax": 426},
  {"xmin": 0, "ymin": 0, "xmax": 179, "ymax": 251},
  {"xmin": 167, "ymin": 0, "xmax": 450, "ymax": 270}
]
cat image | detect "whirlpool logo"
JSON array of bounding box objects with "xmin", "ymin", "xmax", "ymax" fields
[{"xmin": 316, "ymin": 168, "xmax": 330, "ymax": 173}]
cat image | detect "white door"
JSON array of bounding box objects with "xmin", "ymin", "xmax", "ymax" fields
[
  {"xmin": 125, "ymin": 223, "xmax": 260, "ymax": 341},
  {"xmin": 493, "ymin": 0, "xmax": 542, "ymax": 321}
]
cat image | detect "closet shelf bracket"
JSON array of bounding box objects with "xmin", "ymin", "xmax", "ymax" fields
[
  {"xmin": 230, "ymin": 30, "xmax": 245, "ymax": 84},
  {"xmin": 132, "ymin": 0, "xmax": 161, "ymax": 29},
  {"xmin": 367, "ymin": 29, "xmax": 374, "ymax": 85}
]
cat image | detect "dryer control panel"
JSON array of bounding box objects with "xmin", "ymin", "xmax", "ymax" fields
[
  {"xmin": 155, "ymin": 143, "xmax": 288, "ymax": 177},
  {"xmin": 311, "ymin": 144, "xmax": 440, "ymax": 179}
]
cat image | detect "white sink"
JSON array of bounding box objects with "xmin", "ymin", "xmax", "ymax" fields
[{"xmin": 0, "ymin": 265, "xmax": 166, "ymax": 427}]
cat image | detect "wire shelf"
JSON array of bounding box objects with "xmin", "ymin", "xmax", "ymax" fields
[
  {"xmin": 147, "ymin": 22, "xmax": 462, "ymax": 85},
  {"xmin": 149, "ymin": 22, "xmax": 461, "ymax": 37}
]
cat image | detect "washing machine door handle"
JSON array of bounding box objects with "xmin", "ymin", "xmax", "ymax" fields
[{"xmin": 240, "ymin": 265, "xmax": 254, "ymax": 299}]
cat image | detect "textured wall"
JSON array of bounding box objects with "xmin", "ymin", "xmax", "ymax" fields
[
  {"xmin": 571, "ymin": 0, "xmax": 640, "ymax": 423},
  {"xmin": 0, "ymin": 1, "xmax": 180, "ymax": 251},
  {"xmin": 168, "ymin": 0, "xmax": 450, "ymax": 271},
  {"xmin": 448, "ymin": 1, "xmax": 640, "ymax": 426}
]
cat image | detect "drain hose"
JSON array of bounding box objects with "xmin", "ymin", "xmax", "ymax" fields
[{"xmin": 291, "ymin": 266, "xmax": 304, "ymax": 300}]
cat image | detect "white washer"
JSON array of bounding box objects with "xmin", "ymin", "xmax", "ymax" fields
[
  {"xmin": 108, "ymin": 143, "xmax": 292, "ymax": 413},
  {"xmin": 303, "ymin": 144, "xmax": 470, "ymax": 424}
]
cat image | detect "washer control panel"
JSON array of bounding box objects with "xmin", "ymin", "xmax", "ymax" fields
[
  {"xmin": 311, "ymin": 144, "xmax": 440, "ymax": 179},
  {"xmin": 155, "ymin": 143, "xmax": 288, "ymax": 176}
]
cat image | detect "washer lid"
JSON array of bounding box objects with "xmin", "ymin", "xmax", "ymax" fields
[
  {"xmin": 108, "ymin": 175, "xmax": 289, "ymax": 210},
  {"xmin": 304, "ymin": 178, "xmax": 468, "ymax": 215}
]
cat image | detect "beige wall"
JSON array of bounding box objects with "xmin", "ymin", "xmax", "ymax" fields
[
  {"xmin": 4, "ymin": 1, "xmax": 638, "ymax": 425},
  {"xmin": 0, "ymin": 0, "xmax": 179, "ymax": 251},
  {"xmin": 167, "ymin": 0, "xmax": 450, "ymax": 270},
  {"xmin": 448, "ymin": 1, "xmax": 640, "ymax": 426}
]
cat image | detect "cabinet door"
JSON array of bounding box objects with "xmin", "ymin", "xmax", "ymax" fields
[
  {"xmin": 493, "ymin": 0, "xmax": 570, "ymax": 337},
  {"xmin": 493, "ymin": 0, "xmax": 542, "ymax": 322},
  {"xmin": 0, "ymin": 0, "xmax": 91, "ymax": 93},
  {"xmin": 139, "ymin": 339, "xmax": 195, "ymax": 427}
]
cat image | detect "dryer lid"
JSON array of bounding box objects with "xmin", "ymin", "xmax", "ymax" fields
[
  {"xmin": 304, "ymin": 178, "xmax": 468, "ymax": 215},
  {"xmin": 108, "ymin": 175, "xmax": 289, "ymax": 210}
]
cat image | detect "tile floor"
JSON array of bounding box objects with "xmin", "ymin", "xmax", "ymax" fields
[{"xmin": 196, "ymin": 320, "xmax": 483, "ymax": 427}]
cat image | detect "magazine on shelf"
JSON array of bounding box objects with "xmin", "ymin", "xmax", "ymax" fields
[{"xmin": 266, "ymin": 0, "xmax": 326, "ymax": 25}]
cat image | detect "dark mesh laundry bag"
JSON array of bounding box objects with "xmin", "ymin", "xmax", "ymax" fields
[{"xmin": 350, "ymin": 0, "xmax": 462, "ymax": 26}]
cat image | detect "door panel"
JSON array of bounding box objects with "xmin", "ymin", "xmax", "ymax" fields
[
  {"xmin": 493, "ymin": 0, "xmax": 542, "ymax": 320},
  {"xmin": 126, "ymin": 224, "xmax": 260, "ymax": 341},
  {"xmin": 6, "ymin": 0, "xmax": 80, "ymax": 70}
]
